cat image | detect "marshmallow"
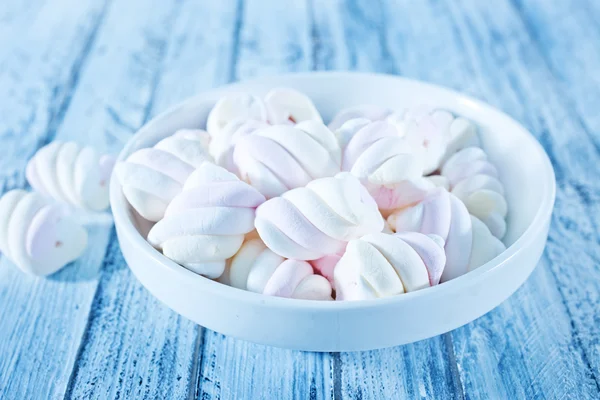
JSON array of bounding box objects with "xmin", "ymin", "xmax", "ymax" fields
[
  {"xmin": 233, "ymin": 121, "xmax": 341, "ymax": 198},
  {"xmin": 26, "ymin": 141, "xmax": 115, "ymax": 211},
  {"xmin": 0, "ymin": 190, "xmax": 88, "ymax": 276},
  {"xmin": 206, "ymin": 93, "xmax": 268, "ymax": 138},
  {"xmin": 328, "ymin": 105, "xmax": 393, "ymax": 131},
  {"xmin": 309, "ymin": 254, "xmax": 339, "ymax": 285},
  {"xmin": 425, "ymin": 175, "xmax": 450, "ymax": 190},
  {"xmin": 264, "ymin": 88, "xmax": 323, "ymax": 124},
  {"xmin": 223, "ymin": 238, "xmax": 332, "ymax": 300},
  {"xmin": 387, "ymin": 188, "xmax": 506, "ymax": 282},
  {"xmin": 441, "ymin": 147, "xmax": 507, "ymax": 239},
  {"xmin": 255, "ymin": 173, "xmax": 384, "ymax": 260},
  {"xmin": 147, "ymin": 162, "xmax": 265, "ymax": 279},
  {"xmin": 337, "ymin": 118, "xmax": 431, "ymax": 213},
  {"xmin": 115, "ymin": 129, "xmax": 212, "ymax": 222},
  {"xmin": 387, "ymin": 106, "xmax": 481, "ymax": 173},
  {"xmin": 209, "ymin": 119, "xmax": 268, "ymax": 173},
  {"xmin": 334, "ymin": 232, "xmax": 446, "ymax": 300}
]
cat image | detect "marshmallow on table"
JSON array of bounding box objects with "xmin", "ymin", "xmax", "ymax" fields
[
  {"xmin": 387, "ymin": 188, "xmax": 505, "ymax": 282},
  {"xmin": 147, "ymin": 162, "xmax": 266, "ymax": 279},
  {"xmin": 0, "ymin": 190, "xmax": 88, "ymax": 276},
  {"xmin": 328, "ymin": 105, "xmax": 392, "ymax": 131},
  {"xmin": 334, "ymin": 232, "xmax": 446, "ymax": 301},
  {"xmin": 115, "ymin": 129, "xmax": 211, "ymax": 222},
  {"xmin": 233, "ymin": 121, "xmax": 341, "ymax": 198},
  {"xmin": 264, "ymin": 88, "xmax": 323, "ymax": 124},
  {"xmin": 254, "ymin": 172, "xmax": 384, "ymax": 260},
  {"xmin": 206, "ymin": 93, "xmax": 268, "ymax": 139},
  {"xmin": 336, "ymin": 118, "xmax": 432, "ymax": 213},
  {"xmin": 26, "ymin": 141, "xmax": 115, "ymax": 212},
  {"xmin": 222, "ymin": 238, "xmax": 332, "ymax": 300},
  {"xmin": 441, "ymin": 147, "xmax": 507, "ymax": 239}
]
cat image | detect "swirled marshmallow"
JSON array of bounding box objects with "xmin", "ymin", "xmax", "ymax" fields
[
  {"xmin": 224, "ymin": 238, "xmax": 332, "ymax": 300},
  {"xmin": 334, "ymin": 232, "xmax": 446, "ymax": 300},
  {"xmin": 391, "ymin": 106, "xmax": 480, "ymax": 167},
  {"xmin": 209, "ymin": 119, "xmax": 268, "ymax": 173},
  {"xmin": 387, "ymin": 109, "xmax": 448, "ymax": 175},
  {"xmin": 264, "ymin": 88, "xmax": 322, "ymax": 124},
  {"xmin": 26, "ymin": 141, "xmax": 115, "ymax": 211},
  {"xmin": 441, "ymin": 147, "xmax": 507, "ymax": 239},
  {"xmin": 310, "ymin": 254, "xmax": 339, "ymax": 285},
  {"xmin": 328, "ymin": 105, "xmax": 392, "ymax": 131},
  {"xmin": 387, "ymin": 188, "xmax": 506, "ymax": 282},
  {"xmin": 255, "ymin": 173, "xmax": 384, "ymax": 260},
  {"xmin": 233, "ymin": 121, "xmax": 341, "ymax": 198},
  {"xmin": 206, "ymin": 93, "xmax": 268, "ymax": 138},
  {"xmin": 115, "ymin": 129, "xmax": 212, "ymax": 222},
  {"xmin": 337, "ymin": 118, "xmax": 431, "ymax": 213},
  {"xmin": 147, "ymin": 162, "xmax": 266, "ymax": 279},
  {"xmin": 0, "ymin": 190, "xmax": 88, "ymax": 276}
]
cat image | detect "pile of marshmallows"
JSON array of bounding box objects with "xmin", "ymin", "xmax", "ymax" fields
[
  {"xmin": 0, "ymin": 87, "xmax": 506, "ymax": 302},
  {"xmin": 116, "ymin": 88, "xmax": 508, "ymax": 301},
  {"xmin": 0, "ymin": 142, "xmax": 115, "ymax": 276}
]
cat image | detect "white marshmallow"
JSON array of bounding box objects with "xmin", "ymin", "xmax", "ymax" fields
[
  {"xmin": 147, "ymin": 163, "xmax": 265, "ymax": 279},
  {"xmin": 223, "ymin": 238, "xmax": 332, "ymax": 300},
  {"xmin": 255, "ymin": 173, "xmax": 384, "ymax": 260},
  {"xmin": 264, "ymin": 88, "xmax": 323, "ymax": 124},
  {"xmin": 233, "ymin": 121, "xmax": 341, "ymax": 198},
  {"xmin": 0, "ymin": 190, "xmax": 87, "ymax": 276},
  {"xmin": 334, "ymin": 232, "xmax": 445, "ymax": 301},
  {"xmin": 336, "ymin": 119, "xmax": 429, "ymax": 212},
  {"xmin": 442, "ymin": 147, "xmax": 507, "ymax": 238},
  {"xmin": 115, "ymin": 129, "xmax": 212, "ymax": 222},
  {"xmin": 328, "ymin": 105, "xmax": 392, "ymax": 131},
  {"xmin": 26, "ymin": 141, "xmax": 115, "ymax": 211},
  {"xmin": 206, "ymin": 93, "xmax": 268, "ymax": 138}
]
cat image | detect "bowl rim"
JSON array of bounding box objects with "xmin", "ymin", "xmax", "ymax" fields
[{"xmin": 109, "ymin": 71, "xmax": 556, "ymax": 311}]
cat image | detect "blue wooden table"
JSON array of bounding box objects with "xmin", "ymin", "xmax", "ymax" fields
[{"xmin": 1, "ymin": 0, "xmax": 599, "ymax": 398}]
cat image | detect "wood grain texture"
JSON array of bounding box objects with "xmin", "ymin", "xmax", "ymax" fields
[
  {"xmin": 0, "ymin": 1, "xmax": 112, "ymax": 399},
  {"xmin": 511, "ymin": 0, "xmax": 600, "ymax": 380},
  {"xmin": 195, "ymin": 1, "xmax": 334, "ymax": 399},
  {"xmin": 0, "ymin": 0, "xmax": 47, "ymax": 64},
  {"xmin": 377, "ymin": 0, "xmax": 600, "ymax": 398},
  {"xmin": 0, "ymin": 0, "xmax": 599, "ymax": 398},
  {"xmin": 199, "ymin": 330, "xmax": 333, "ymax": 400},
  {"xmin": 234, "ymin": 0, "xmax": 311, "ymax": 80}
]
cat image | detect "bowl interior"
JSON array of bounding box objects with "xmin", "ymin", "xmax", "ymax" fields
[{"xmin": 113, "ymin": 72, "xmax": 554, "ymax": 298}]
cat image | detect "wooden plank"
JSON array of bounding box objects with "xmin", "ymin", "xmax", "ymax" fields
[
  {"xmin": 235, "ymin": 0, "xmax": 312, "ymax": 80},
  {"xmin": 511, "ymin": 0, "xmax": 600, "ymax": 142},
  {"xmin": 200, "ymin": 330, "xmax": 333, "ymax": 400},
  {"xmin": 57, "ymin": 1, "xmax": 242, "ymax": 399},
  {"xmin": 337, "ymin": 338, "xmax": 462, "ymax": 400},
  {"xmin": 0, "ymin": 0, "xmax": 108, "ymax": 191},
  {"xmin": 195, "ymin": 1, "xmax": 333, "ymax": 399},
  {"xmin": 0, "ymin": 1, "xmax": 112, "ymax": 399},
  {"xmin": 308, "ymin": 0, "xmax": 349, "ymax": 70},
  {"xmin": 377, "ymin": 0, "xmax": 600, "ymax": 397},
  {"xmin": 0, "ymin": 0, "xmax": 47, "ymax": 65},
  {"xmin": 509, "ymin": 0, "xmax": 600, "ymax": 384}
]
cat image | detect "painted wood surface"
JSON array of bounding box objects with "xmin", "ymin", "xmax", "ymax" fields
[{"xmin": 0, "ymin": 1, "xmax": 599, "ymax": 399}]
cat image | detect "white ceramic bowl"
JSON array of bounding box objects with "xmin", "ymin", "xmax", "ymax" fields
[{"xmin": 110, "ymin": 72, "xmax": 555, "ymax": 352}]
